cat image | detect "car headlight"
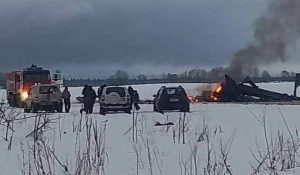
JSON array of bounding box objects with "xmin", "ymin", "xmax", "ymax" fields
[{"xmin": 21, "ymin": 92, "xmax": 28, "ymax": 100}]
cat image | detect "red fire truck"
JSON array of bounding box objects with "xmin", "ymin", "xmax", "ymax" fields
[{"xmin": 6, "ymin": 64, "xmax": 52, "ymax": 107}]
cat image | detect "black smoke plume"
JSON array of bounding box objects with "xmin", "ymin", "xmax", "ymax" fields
[{"xmin": 225, "ymin": 0, "xmax": 300, "ymax": 81}]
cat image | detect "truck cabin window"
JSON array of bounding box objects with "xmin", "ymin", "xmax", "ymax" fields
[{"xmin": 15, "ymin": 75, "xmax": 21, "ymax": 82}]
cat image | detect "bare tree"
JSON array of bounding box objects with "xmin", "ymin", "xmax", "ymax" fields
[{"xmin": 249, "ymin": 106, "xmax": 300, "ymax": 174}]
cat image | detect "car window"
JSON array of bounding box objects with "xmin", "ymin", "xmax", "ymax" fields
[
  {"xmin": 39, "ymin": 86, "xmax": 58, "ymax": 94},
  {"xmin": 164, "ymin": 88, "xmax": 187, "ymax": 96},
  {"xmin": 166, "ymin": 88, "xmax": 176, "ymax": 95},
  {"xmin": 106, "ymin": 87, "xmax": 125, "ymax": 96}
]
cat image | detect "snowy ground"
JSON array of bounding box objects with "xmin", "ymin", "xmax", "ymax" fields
[{"xmin": 0, "ymin": 82, "xmax": 300, "ymax": 175}]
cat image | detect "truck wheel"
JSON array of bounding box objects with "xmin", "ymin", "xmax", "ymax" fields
[
  {"xmin": 9, "ymin": 94, "xmax": 17, "ymax": 107},
  {"xmin": 24, "ymin": 104, "xmax": 30, "ymax": 113},
  {"xmin": 15, "ymin": 94, "xmax": 23, "ymax": 108},
  {"xmin": 7, "ymin": 97, "xmax": 12, "ymax": 107}
]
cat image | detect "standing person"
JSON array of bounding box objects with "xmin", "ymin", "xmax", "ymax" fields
[
  {"xmin": 62, "ymin": 87, "xmax": 71, "ymax": 113},
  {"xmin": 98, "ymin": 84, "xmax": 107, "ymax": 113},
  {"xmin": 92, "ymin": 86, "xmax": 97, "ymax": 113},
  {"xmin": 80, "ymin": 84, "xmax": 88, "ymax": 114},
  {"xmin": 86, "ymin": 85, "xmax": 97, "ymax": 114},
  {"xmin": 97, "ymin": 84, "xmax": 107, "ymax": 97},
  {"xmin": 128, "ymin": 86, "xmax": 134, "ymax": 109},
  {"xmin": 132, "ymin": 90, "xmax": 141, "ymax": 111}
]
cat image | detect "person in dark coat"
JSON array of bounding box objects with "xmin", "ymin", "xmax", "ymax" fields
[
  {"xmin": 80, "ymin": 84, "xmax": 88, "ymax": 114},
  {"xmin": 97, "ymin": 84, "xmax": 107, "ymax": 97},
  {"xmin": 86, "ymin": 85, "xmax": 97, "ymax": 114},
  {"xmin": 98, "ymin": 84, "xmax": 107, "ymax": 114},
  {"xmin": 132, "ymin": 90, "xmax": 141, "ymax": 111},
  {"xmin": 128, "ymin": 86, "xmax": 134, "ymax": 109},
  {"xmin": 62, "ymin": 87, "xmax": 71, "ymax": 113}
]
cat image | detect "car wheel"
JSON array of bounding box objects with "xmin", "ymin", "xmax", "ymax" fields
[
  {"xmin": 180, "ymin": 104, "xmax": 190, "ymax": 113},
  {"xmin": 125, "ymin": 108, "xmax": 131, "ymax": 114},
  {"xmin": 31, "ymin": 103, "xmax": 38, "ymax": 113},
  {"xmin": 156, "ymin": 102, "xmax": 164, "ymax": 113},
  {"xmin": 100, "ymin": 107, "xmax": 106, "ymax": 115},
  {"xmin": 49, "ymin": 103, "xmax": 56, "ymax": 113},
  {"xmin": 156, "ymin": 106, "xmax": 163, "ymax": 114},
  {"xmin": 57, "ymin": 102, "xmax": 63, "ymax": 113}
]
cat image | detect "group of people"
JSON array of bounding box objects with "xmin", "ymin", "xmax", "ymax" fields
[
  {"xmin": 60, "ymin": 85, "xmax": 96, "ymax": 114},
  {"xmin": 60, "ymin": 84, "xmax": 141, "ymax": 114}
]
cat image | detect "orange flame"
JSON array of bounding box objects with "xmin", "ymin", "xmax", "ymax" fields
[
  {"xmin": 188, "ymin": 96, "xmax": 200, "ymax": 103},
  {"xmin": 210, "ymin": 84, "xmax": 223, "ymax": 101},
  {"xmin": 215, "ymin": 85, "xmax": 222, "ymax": 93}
]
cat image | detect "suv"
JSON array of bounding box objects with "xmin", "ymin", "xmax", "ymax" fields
[
  {"xmin": 24, "ymin": 84, "xmax": 63, "ymax": 113},
  {"xmin": 99, "ymin": 86, "xmax": 131, "ymax": 115},
  {"xmin": 153, "ymin": 86, "xmax": 190, "ymax": 113}
]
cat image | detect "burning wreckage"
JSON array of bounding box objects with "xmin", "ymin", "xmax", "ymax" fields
[{"xmin": 191, "ymin": 74, "xmax": 300, "ymax": 104}]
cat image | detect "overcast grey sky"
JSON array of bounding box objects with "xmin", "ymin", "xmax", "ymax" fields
[{"xmin": 1, "ymin": 0, "xmax": 296, "ymax": 78}]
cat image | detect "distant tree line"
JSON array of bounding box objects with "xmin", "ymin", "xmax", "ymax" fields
[
  {"xmin": 0, "ymin": 68, "xmax": 297, "ymax": 88},
  {"xmin": 63, "ymin": 69, "xmax": 299, "ymax": 87}
]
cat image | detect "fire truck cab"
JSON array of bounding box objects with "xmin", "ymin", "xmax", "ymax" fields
[{"xmin": 6, "ymin": 64, "xmax": 52, "ymax": 107}]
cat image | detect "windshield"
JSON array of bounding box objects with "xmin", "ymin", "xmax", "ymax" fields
[
  {"xmin": 165, "ymin": 88, "xmax": 186, "ymax": 96},
  {"xmin": 24, "ymin": 74, "xmax": 50, "ymax": 82},
  {"xmin": 166, "ymin": 88, "xmax": 176, "ymax": 95},
  {"xmin": 39, "ymin": 86, "xmax": 59, "ymax": 94}
]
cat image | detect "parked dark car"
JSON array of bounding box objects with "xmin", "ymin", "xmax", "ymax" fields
[{"xmin": 153, "ymin": 86, "xmax": 190, "ymax": 113}]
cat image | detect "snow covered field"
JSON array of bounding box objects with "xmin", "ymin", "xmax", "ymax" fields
[{"xmin": 0, "ymin": 82, "xmax": 300, "ymax": 175}]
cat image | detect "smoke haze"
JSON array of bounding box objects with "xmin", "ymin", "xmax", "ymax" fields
[{"xmin": 227, "ymin": 0, "xmax": 300, "ymax": 81}]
